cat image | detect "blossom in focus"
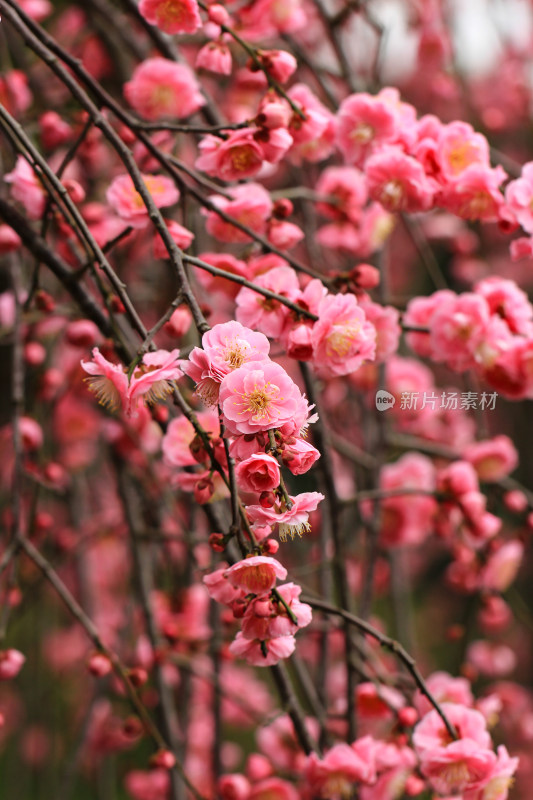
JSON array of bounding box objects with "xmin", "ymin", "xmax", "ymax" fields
[{"xmin": 81, "ymin": 348, "xmax": 182, "ymax": 417}]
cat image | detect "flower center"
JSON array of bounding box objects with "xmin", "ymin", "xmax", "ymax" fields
[
  {"xmin": 326, "ymin": 322, "xmax": 361, "ymax": 358},
  {"xmin": 85, "ymin": 376, "xmax": 121, "ymax": 412},
  {"xmin": 352, "ymin": 122, "xmax": 374, "ymax": 144},
  {"xmin": 381, "ymin": 179, "xmax": 404, "ymax": 210},
  {"xmin": 278, "ymin": 519, "xmax": 311, "ymax": 542},
  {"xmin": 221, "ymin": 338, "xmax": 250, "ymax": 369}
]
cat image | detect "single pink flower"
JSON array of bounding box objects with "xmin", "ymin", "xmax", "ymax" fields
[
  {"xmin": 336, "ymin": 91, "xmax": 398, "ymax": 166},
  {"xmin": 203, "ymin": 566, "xmax": 245, "ymax": 606},
  {"xmin": 196, "ymin": 41, "xmax": 232, "ymax": 75},
  {"xmin": 438, "ymin": 164, "xmax": 507, "ymax": 221},
  {"xmin": 182, "ymin": 321, "xmax": 270, "ymax": 406},
  {"xmin": 124, "ymin": 58, "xmax": 204, "ymax": 120},
  {"xmin": 246, "ymin": 491, "xmax": 324, "ymax": 541},
  {"xmin": 437, "ymin": 121, "xmax": 490, "ymax": 180},
  {"xmin": 5, "ymin": 155, "xmax": 46, "ymax": 219},
  {"xmin": 311, "ymin": 293, "xmax": 377, "ymax": 378},
  {"xmin": 366, "ymin": 147, "xmax": 438, "ymax": 213},
  {"xmin": 281, "ymin": 437, "xmax": 320, "ymax": 475},
  {"xmin": 305, "ymin": 743, "xmax": 377, "ymax": 798},
  {"xmin": 229, "ymin": 631, "xmax": 296, "ymax": 666},
  {"xmin": 106, "ymin": 173, "xmax": 179, "ymax": 229},
  {"xmin": 162, "ymin": 409, "xmax": 220, "ymax": 468},
  {"xmin": 218, "ymin": 360, "xmax": 304, "ymax": 436},
  {"xmin": 0, "ymin": 649, "xmax": 25, "ymax": 680},
  {"xmin": 224, "ymin": 555, "xmax": 287, "ymax": 594},
  {"xmin": 236, "ymin": 266, "xmax": 300, "ymax": 338},
  {"xmin": 81, "ymin": 348, "xmax": 181, "ymax": 417},
  {"xmin": 196, "ymin": 129, "xmax": 265, "ymax": 181},
  {"xmin": 138, "ymin": 0, "xmax": 201, "ymax": 34}
]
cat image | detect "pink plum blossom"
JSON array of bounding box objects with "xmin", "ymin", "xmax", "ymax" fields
[
  {"xmin": 245, "ymin": 491, "xmax": 324, "ymax": 541},
  {"xmin": 235, "ymin": 453, "xmax": 281, "ymax": 493},
  {"xmin": 138, "ymin": 0, "xmax": 201, "ymax": 34},
  {"xmin": 218, "ymin": 360, "xmax": 305, "ymax": 436},
  {"xmin": 229, "ymin": 631, "xmax": 296, "ymax": 666},
  {"xmin": 124, "ymin": 58, "xmax": 204, "ymax": 120},
  {"xmin": 224, "ymin": 556, "xmax": 287, "ymax": 594},
  {"xmin": 204, "ymin": 183, "xmax": 273, "ymax": 243},
  {"xmin": 106, "ymin": 173, "xmax": 179, "ymax": 229},
  {"xmin": 311, "ymin": 293, "xmax": 377, "ymax": 378},
  {"xmin": 81, "ymin": 348, "xmax": 182, "ymax": 417}
]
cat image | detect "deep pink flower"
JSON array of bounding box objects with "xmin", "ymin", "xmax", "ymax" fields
[
  {"xmin": 218, "ymin": 360, "xmax": 304, "ymax": 435},
  {"xmin": 365, "ymin": 147, "xmax": 438, "ymax": 213},
  {"xmin": 420, "ymin": 739, "xmax": 496, "ymax": 796},
  {"xmin": 124, "ymin": 58, "xmax": 204, "ymax": 120},
  {"xmin": 0, "ymin": 649, "xmax": 25, "ymax": 680},
  {"xmin": 241, "ymin": 582, "xmax": 312, "ymax": 639},
  {"xmin": 235, "ymin": 453, "xmax": 281, "ymax": 493},
  {"xmin": 203, "ymin": 566, "xmax": 245, "ymax": 606},
  {"xmin": 281, "ymin": 437, "xmax": 320, "ymax": 475},
  {"xmin": 138, "ymin": 0, "xmax": 201, "ymax": 34},
  {"xmin": 106, "ymin": 173, "xmax": 179, "ymax": 229},
  {"xmin": 315, "ymin": 166, "xmax": 368, "ymax": 223},
  {"xmin": 196, "ymin": 129, "xmax": 265, "ymax": 181}
]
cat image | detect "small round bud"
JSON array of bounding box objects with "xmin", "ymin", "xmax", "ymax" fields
[{"xmin": 88, "ymin": 653, "xmax": 113, "ymax": 677}]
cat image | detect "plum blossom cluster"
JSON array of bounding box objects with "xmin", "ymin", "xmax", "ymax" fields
[
  {"xmin": 163, "ymin": 320, "xmax": 324, "ymax": 539},
  {"xmin": 404, "ymin": 277, "xmax": 533, "ymax": 399},
  {"xmin": 204, "ymin": 556, "xmax": 312, "ymax": 667},
  {"xmin": 232, "ymin": 265, "xmax": 385, "ymax": 378}
]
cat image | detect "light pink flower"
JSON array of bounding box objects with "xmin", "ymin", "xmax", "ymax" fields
[
  {"xmin": 463, "ymin": 745, "xmax": 518, "ymax": 800},
  {"xmin": 106, "ymin": 173, "xmax": 179, "ymax": 229},
  {"xmin": 239, "ymin": 0, "xmax": 307, "ymax": 38},
  {"xmin": 304, "ymin": 742, "xmax": 377, "ymax": 798},
  {"xmin": 430, "ymin": 293, "xmax": 491, "ymax": 373},
  {"xmin": 242, "ymin": 582, "xmax": 312, "ymax": 640},
  {"xmin": 218, "ymin": 360, "xmax": 304, "ymax": 436},
  {"xmin": 138, "ymin": 0, "xmax": 201, "ymax": 34},
  {"xmin": 464, "ymin": 436, "xmax": 518, "ymax": 482},
  {"xmin": 203, "ymin": 566, "xmax": 245, "ymax": 606},
  {"xmin": 162, "ymin": 409, "xmax": 220, "ymax": 468},
  {"xmin": 311, "ymin": 293, "xmax": 377, "ymax": 378},
  {"xmin": 438, "ymin": 164, "xmax": 507, "ymax": 221},
  {"xmin": 182, "ymin": 321, "xmax": 270, "ymax": 406},
  {"xmin": 235, "ymin": 453, "xmax": 281, "ymax": 493},
  {"xmin": 414, "ymin": 672, "xmax": 474, "ymax": 718},
  {"xmin": 153, "ymin": 219, "xmax": 194, "ymax": 257},
  {"xmin": 236, "ymin": 266, "xmax": 300, "ymax": 338},
  {"xmin": 466, "ymin": 641, "xmax": 517, "ymax": 678},
  {"xmin": 204, "ymin": 183, "xmax": 273, "ymax": 243},
  {"xmin": 81, "ymin": 348, "xmax": 181, "ymax": 417},
  {"xmin": 124, "ymin": 58, "xmax": 204, "ymax": 120},
  {"xmin": 413, "ymin": 703, "xmax": 492, "ymax": 755},
  {"xmin": 315, "ymin": 166, "xmax": 368, "ymax": 223},
  {"xmin": 281, "ymin": 437, "xmax": 320, "ymax": 475},
  {"xmin": 195, "ymin": 41, "xmax": 232, "ymax": 75},
  {"xmin": 437, "ymin": 121, "xmax": 490, "ymax": 180},
  {"xmin": 5, "ymin": 156, "xmax": 46, "ymax": 219},
  {"xmin": 246, "ymin": 491, "xmax": 324, "ymax": 541},
  {"xmin": 420, "ymin": 739, "xmax": 496, "ymax": 796},
  {"xmin": 125, "ymin": 768, "xmax": 170, "ymax": 800},
  {"xmin": 229, "ymin": 631, "xmax": 296, "ymax": 666},
  {"xmin": 475, "ymin": 276, "xmax": 533, "ymax": 336},
  {"xmin": 287, "ymin": 84, "xmax": 336, "ymax": 165},
  {"xmin": 480, "ymin": 540, "xmax": 524, "ymax": 593}
]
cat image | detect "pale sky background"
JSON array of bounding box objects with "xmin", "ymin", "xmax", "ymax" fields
[{"xmin": 357, "ymin": 0, "xmax": 533, "ymax": 81}]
